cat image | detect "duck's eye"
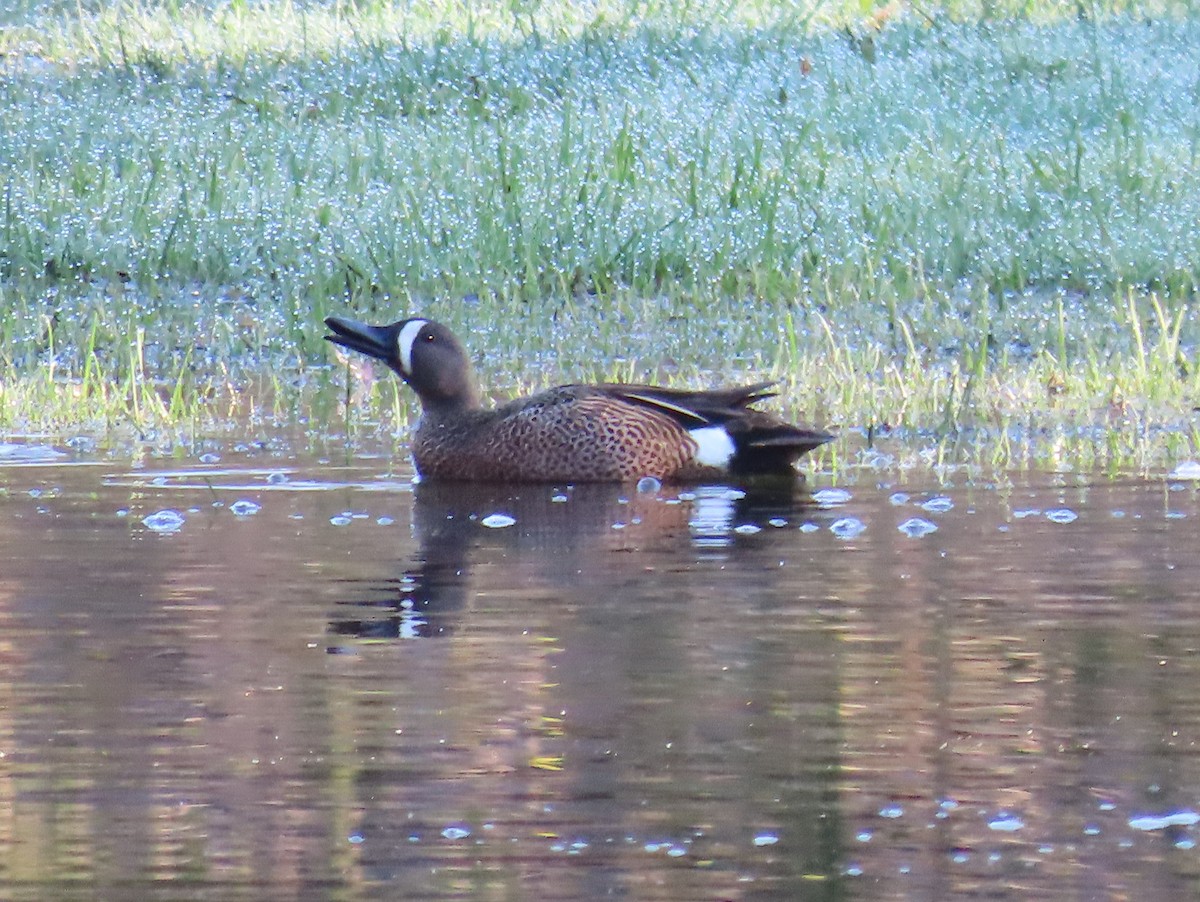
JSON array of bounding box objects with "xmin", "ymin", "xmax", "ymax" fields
[{"xmin": 424, "ymin": 332, "xmax": 436, "ymax": 342}]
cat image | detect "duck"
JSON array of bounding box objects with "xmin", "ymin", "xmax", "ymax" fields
[{"xmin": 324, "ymin": 315, "xmax": 833, "ymax": 483}]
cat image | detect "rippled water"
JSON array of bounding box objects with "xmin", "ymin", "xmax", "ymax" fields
[{"xmin": 2, "ymin": 437, "xmax": 1200, "ymax": 899}]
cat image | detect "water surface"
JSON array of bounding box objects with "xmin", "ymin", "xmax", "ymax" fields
[{"xmin": 1, "ymin": 437, "xmax": 1199, "ymax": 899}]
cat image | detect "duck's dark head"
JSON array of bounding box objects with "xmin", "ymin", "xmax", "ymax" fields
[{"xmin": 324, "ymin": 316, "xmax": 481, "ymax": 412}]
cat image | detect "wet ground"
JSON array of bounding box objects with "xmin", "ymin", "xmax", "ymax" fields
[{"xmin": 1, "ymin": 436, "xmax": 1199, "ymax": 900}]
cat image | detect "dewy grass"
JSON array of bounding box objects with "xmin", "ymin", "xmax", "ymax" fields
[{"xmin": 1, "ymin": 0, "xmax": 1199, "ymax": 469}]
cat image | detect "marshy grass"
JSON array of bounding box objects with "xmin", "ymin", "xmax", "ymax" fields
[{"xmin": 1, "ymin": 0, "xmax": 1199, "ymax": 470}]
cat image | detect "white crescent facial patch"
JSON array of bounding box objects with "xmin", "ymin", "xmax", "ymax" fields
[{"xmin": 397, "ymin": 319, "xmax": 429, "ymax": 375}]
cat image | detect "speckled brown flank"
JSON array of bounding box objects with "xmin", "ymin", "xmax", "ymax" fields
[
  {"xmin": 411, "ymin": 388, "xmax": 700, "ymax": 482},
  {"xmin": 324, "ymin": 315, "xmax": 834, "ymax": 483}
]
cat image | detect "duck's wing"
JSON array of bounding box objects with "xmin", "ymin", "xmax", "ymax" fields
[
  {"xmin": 595, "ymin": 382, "xmax": 833, "ymax": 471},
  {"xmin": 591, "ymin": 382, "xmax": 780, "ymax": 427}
]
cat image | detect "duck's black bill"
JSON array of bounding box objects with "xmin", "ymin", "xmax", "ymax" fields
[{"xmin": 324, "ymin": 316, "xmax": 393, "ymax": 362}]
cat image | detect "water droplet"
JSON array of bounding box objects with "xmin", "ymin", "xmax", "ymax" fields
[
  {"xmin": 921, "ymin": 496, "xmax": 954, "ymax": 512},
  {"xmin": 888, "ymin": 492, "xmax": 910, "ymax": 505},
  {"xmin": 734, "ymin": 524, "xmax": 761, "ymax": 534},
  {"xmin": 142, "ymin": 509, "xmax": 185, "ymax": 533},
  {"xmin": 348, "ymin": 833, "xmax": 364, "ymax": 844},
  {"xmin": 376, "ymin": 516, "xmax": 394, "ymax": 526},
  {"xmin": 198, "ymin": 452, "xmax": 221, "ymax": 464},
  {"xmin": 753, "ymin": 832, "xmax": 779, "ymax": 846},
  {"xmin": 550, "ymin": 493, "xmax": 569, "ymax": 503},
  {"xmin": 442, "ymin": 825, "xmax": 471, "ymax": 840},
  {"xmin": 1045, "ymin": 508, "xmax": 1077, "ymax": 524},
  {"xmin": 1168, "ymin": 461, "xmax": 1200, "ymax": 480},
  {"xmin": 230, "ymin": 500, "xmax": 261, "ymax": 517},
  {"xmin": 879, "ymin": 805, "xmax": 904, "ymax": 819},
  {"xmin": 830, "ymin": 517, "xmax": 866, "ymax": 539},
  {"xmin": 897, "ymin": 517, "xmax": 937, "ymax": 537},
  {"xmin": 267, "ymin": 471, "xmax": 289, "ymax": 485},
  {"xmin": 330, "ymin": 515, "xmax": 352, "ymax": 526},
  {"xmin": 481, "ymin": 513, "xmax": 516, "ymax": 528},
  {"xmin": 768, "ymin": 517, "xmax": 787, "ymax": 527},
  {"xmin": 988, "ymin": 813, "xmax": 1025, "ymax": 832},
  {"xmin": 813, "ymin": 488, "xmax": 852, "ymax": 505}
]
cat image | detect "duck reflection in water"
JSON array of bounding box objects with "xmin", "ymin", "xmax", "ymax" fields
[{"xmin": 327, "ymin": 477, "xmax": 822, "ymax": 641}]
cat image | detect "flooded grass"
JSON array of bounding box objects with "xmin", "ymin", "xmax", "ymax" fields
[{"xmin": 1, "ymin": 1, "xmax": 1200, "ymax": 467}]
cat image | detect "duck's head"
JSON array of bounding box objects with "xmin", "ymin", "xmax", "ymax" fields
[{"xmin": 324, "ymin": 316, "xmax": 481, "ymax": 411}]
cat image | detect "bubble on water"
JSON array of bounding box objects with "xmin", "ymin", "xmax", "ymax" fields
[
  {"xmin": 0, "ymin": 443, "xmax": 65, "ymax": 462},
  {"xmin": 921, "ymin": 496, "xmax": 954, "ymax": 512},
  {"xmin": 799, "ymin": 522, "xmax": 819, "ymax": 533},
  {"xmin": 889, "ymin": 492, "xmax": 910, "ymax": 505},
  {"xmin": 636, "ymin": 476, "xmax": 661, "ymax": 494},
  {"xmin": 348, "ymin": 833, "xmax": 364, "ymax": 844},
  {"xmin": 1045, "ymin": 508, "xmax": 1077, "ymax": 524},
  {"xmin": 143, "ymin": 509, "xmax": 185, "ymax": 533},
  {"xmin": 481, "ymin": 513, "xmax": 516, "ymax": 528},
  {"xmin": 230, "ymin": 500, "xmax": 261, "ymax": 517},
  {"xmin": 198, "ymin": 452, "xmax": 221, "ymax": 464},
  {"xmin": 1128, "ymin": 810, "xmax": 1200, "ymax": 831},
  {"xmin": 550, "ymin": 492, "xmax": 569, "ymax": 502},
  {"xmin": 988, "ymin": 813, "xmax": 1025, "ymax": 832},
  {"xmin": 752, "ymin": 831, "xmax": 780, "ymax": 846},
  {"xmin": 768, "ymin": 517, "xmax": 787, "ymax": 527},
  {"xmin": 376, "ymin": 516, "xmax": 394, "ymax": 526},
  {"xmin": 734, "ymin": 524, "xmax": 761, "ymax": 534},
  {"xmin": 441, "ymin": 824, "xmax": 471, "ymax": 840},
  {"xmin": 879, "ymin": 805, "xmax": 904, "ymax": 819},
  {"xmin": 813, "ymin": 488, "xmax": 852, "ymax": 505},
  {"xmin": 857, "ymin": 829, "xmax": 873, "ymax": 842},
  {"xmin": 898, "ymin": 517, "xmax": 938, "ymax": 537},
  {"xmin": 831, "ymin": 517, "xmax": 866, "ymax": 539},
  {"xmin": 267, "ymin": 471, "xmax": 289, "ymax": 485},
  {"xmin": 1168, "ymin": 460, "xmax": 1200, "ymax": 480},
  {"xmin": 330, "ymin": 515, "xmax": 352, "ymax": 526},
  {"xmin": 1013, "ymin": 509, "xmax": 1040, "ymax": 518},
  {"xmin": 65, "ymin": 436, "xmax": 96, "ymax": 453}
]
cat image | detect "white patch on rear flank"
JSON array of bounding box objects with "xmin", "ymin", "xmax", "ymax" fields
[
  {"xmin": 689, "ymin": 425, "xmax": 736, "ymax": 469},
  {"xmin": 396, "ymin": 319, "xmax": 428, "ymax": 375}
]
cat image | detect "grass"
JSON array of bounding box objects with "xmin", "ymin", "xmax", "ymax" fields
[{"xmin": 1, "ymin": 0, "xmax": 1199, "ymax": 471}]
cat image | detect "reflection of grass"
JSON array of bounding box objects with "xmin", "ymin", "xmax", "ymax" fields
[{"xmin": 1, "ymin": 1, "xmax": 1198, "ymax": 468}]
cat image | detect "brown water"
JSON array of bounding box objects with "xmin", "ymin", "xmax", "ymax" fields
[{"xmin": 2, "ymin": 436, "xmax": 1200, "ymax": 900}]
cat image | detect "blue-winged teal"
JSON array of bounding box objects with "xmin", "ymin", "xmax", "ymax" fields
[{"xmin": 325, "ymin": 315, "xmax": 833, "ymax": 482}]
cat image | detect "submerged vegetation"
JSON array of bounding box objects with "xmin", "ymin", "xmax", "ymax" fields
[{"xmin": 1, "ymin": 0, "xmax": 1199, "ymax": 470}]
